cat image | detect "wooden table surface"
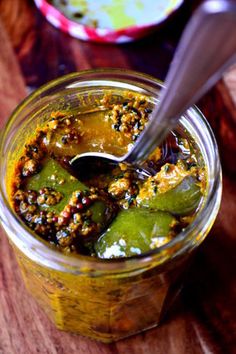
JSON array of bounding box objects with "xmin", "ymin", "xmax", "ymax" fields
[{"xmin": 0, "ymin": 1, "xmax": 236, "ymax": 353}]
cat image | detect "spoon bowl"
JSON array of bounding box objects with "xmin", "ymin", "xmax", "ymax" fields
[{"xmin": 70, "ymin": 152, "xmax": 153, "ymax": 181}]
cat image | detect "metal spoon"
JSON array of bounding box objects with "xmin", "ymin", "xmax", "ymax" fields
[{"xmin": 71, "ymin": 0, "xmax": 236, "ymax": 176}]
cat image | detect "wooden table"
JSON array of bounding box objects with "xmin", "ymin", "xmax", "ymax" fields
[{"xmin": 0, "ymin": 1, "xmax": 235, "ymax": 353}]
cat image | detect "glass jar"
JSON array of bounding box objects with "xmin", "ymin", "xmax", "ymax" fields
[{"xmin": 0, "ymin": 69, "xmax": 222, "ymax": 342}]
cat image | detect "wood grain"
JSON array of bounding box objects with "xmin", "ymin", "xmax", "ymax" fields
[
  {"xmin": 0, "ymin": 0, "xmax": 236, "ymax": 353},
  {"xmin": 224, "ymin": 65, "xmax": 236, "ymax": 106},
  {"xmin": 0, "ymin": 20, "xmax": 26, "ymax": 128}
]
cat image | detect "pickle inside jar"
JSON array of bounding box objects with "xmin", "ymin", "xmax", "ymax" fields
[
  {"xmin": 137, "ymin": 176, "xmax": 202, "ymax": 216},
  {"xmin": 95, "ymin": 208, "xmax": 176, "ymax": 258},
  {"xmin": 9, "ymin": 92, "xmax": 206, "ymax": 257}
]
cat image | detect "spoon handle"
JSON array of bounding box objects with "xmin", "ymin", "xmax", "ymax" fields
[{"xmin": 125, "ymin": 0, "xmax": 236, "ymax": 164}]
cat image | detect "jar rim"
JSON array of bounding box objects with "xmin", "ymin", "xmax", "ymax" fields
[{"xmin": 0, "ymin": 69, "xmax": 222, "ymax": 273}]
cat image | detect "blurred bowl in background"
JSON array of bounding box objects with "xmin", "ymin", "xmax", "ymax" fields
[{"xmin": 33, "ymin": 0, "xmax": 184, "ymax": 43}]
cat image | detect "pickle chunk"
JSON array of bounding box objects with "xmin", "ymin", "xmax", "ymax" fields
[
  {"xmin": 95, "ymin": 208, "xmax": 175, "ymax": 259},
  {"xmin": 26, "ymin": 158, "xmax": 113, "ymax": 228},
  {"xmin": 26, "ymin": 158, "xmax": 89, "ymax": 213},
  {"xmin": 137, "ymin": 176, "xmax": 202, "ymax": 215}
]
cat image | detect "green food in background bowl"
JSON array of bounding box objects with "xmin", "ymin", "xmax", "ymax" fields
[
  {"xmin": 51, "ymin": 0, "xmax": 184, "ymax": 29},
  {"xmin": 35, "ymin": 0, "xmax": 184, "ymax": 42}
]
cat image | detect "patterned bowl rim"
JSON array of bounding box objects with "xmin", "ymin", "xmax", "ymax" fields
[{"xmin": 33, "ymin": 0, "xmax": 184, "ymax": 42}]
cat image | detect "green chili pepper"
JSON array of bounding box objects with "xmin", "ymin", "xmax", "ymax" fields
[
  {"xmin": 26, "ymin": 158, "xmax": 112, "ymax": 225},
  {"xmin": 95, "ymin": 208, "xmax": 175, "ymax": 259},
  {"xmin": 138, "ymin": 176, "xmax": 202, "ymax": 215},
  {"xmin": 26, "ymin": 158, "xmax": 87, "ymax": 212}
]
